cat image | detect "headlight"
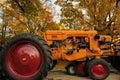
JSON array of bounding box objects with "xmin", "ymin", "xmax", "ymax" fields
[{"xmin": 94, "ymin": 34, "xmax": 100, "ymax": 39}]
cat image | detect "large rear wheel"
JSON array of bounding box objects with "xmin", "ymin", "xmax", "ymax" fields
[
  {"xmin": 1, "ymin": 33, "xmax": 53, "ymax": 80},
  {"xmin": 0, "ymin": 46, "xmax": 6, "ymax": 79}
]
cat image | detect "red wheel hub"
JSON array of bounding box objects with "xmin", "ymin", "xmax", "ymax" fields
[
  {"xmin": 92, "ymin": 63, "xmax": 107, "ymax": 78},
  {"xmin": 6, "ymin": 41, "xmax": 44, "ymax": 79},
  {"xmin": 77, "ymin": 62, "xmax": 86, "ymax": 75}
]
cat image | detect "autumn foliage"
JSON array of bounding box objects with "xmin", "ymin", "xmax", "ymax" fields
[
  {"xmin": 0, "ymin": 0, "xmax": 120, "ymax": 45},
  {"xmin": 56, "ymin": 0, "xmax": 120, "ymax": 36},
  {"xmin": 0, "ymin": 0, "xmax": 61, "ymax": 45}
]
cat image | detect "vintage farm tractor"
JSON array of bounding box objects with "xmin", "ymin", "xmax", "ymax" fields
[{"xmin": 0, "ymin": 29, "xmax": 119, "ymax": 80}]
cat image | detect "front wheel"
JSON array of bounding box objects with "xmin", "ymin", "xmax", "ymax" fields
[
  {"xmin": 1, "ymin": 33, "xmax": 53, "ymax": 80},
  {"xmin": 66, "ymin": 63, "xmax": 76, "ymax": 75},
  {"xmin": 87, "ymin": 59, "xmax": 110, "ymax": 80}
]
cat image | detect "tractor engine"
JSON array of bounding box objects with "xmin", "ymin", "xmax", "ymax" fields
[
  {"xmin": 44, "ymin": 30, "xmax": 102, "ymax": 61},
  {"xmin": 50, "ymin": 36, "xmax": 88, "ymax": 55}
]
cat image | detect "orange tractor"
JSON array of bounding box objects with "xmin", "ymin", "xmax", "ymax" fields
[{"xmin": 0, "ymin": 30, "xmax": 119, "ymax": 80}]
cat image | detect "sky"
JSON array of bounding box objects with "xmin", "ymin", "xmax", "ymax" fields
[
  {"xmin": 44, "ymin": 0, "xmax": 61, "ymax": 23},
  {"xmin": 0, "ymin": 8, "xmax": 2, "ymax": 24},
  {"xmin": 0, "ymin": 0, "xmax": 4, "ymax": 24}
]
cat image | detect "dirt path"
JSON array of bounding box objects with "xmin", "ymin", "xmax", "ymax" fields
[
  {"xmin": 45, "ymin": 62, "xmax": 120, "ymax": 80},
  {"xmin": 46, "ymin": 61, "xmax": 120, "ymax": 80},
  {"xmin": 46, "ymin": 71, "xmax": 120, "ymax": 80}
]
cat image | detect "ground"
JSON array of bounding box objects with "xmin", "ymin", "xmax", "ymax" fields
[
  {"xmin": 45, "ymin": 61, "xmax": 120, "ymax": 80},
  {"xmin": 46, "ymin": 71, "xmax": 120, "ymax": 80}
]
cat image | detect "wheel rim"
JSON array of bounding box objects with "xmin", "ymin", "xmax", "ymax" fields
[
  {"xmin": 77, "ymin": 62, "xmax": 86, "ymax": 75},
  {"xmin": 92, "ymin": 63, "xmax": 107, "ymax": 78},
  {"xmin": 68, "ymin": 66, "xmax": 75, "ymax": 74},
  {"xmin": 6, "ymin": 40, "xmax": 44, "ymax": 79}
]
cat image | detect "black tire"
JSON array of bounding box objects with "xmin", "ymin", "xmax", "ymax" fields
[
  {"xmin": 1, "ymin": 33, "xmax": 53, "ymax": 80},
  {"xmin": 110, "ymin": 56, "xmax": 120, "ymax": 71},
  {"xmin": 75, "ymin": 62, "xmax": 87, "ymax": 77},
  {"xmin": 0, "ymin": 46, "xmax": 7, "ymax": 80},
  {"xmin": 87, "ymin": 59, "xmax": 110, "ymax": 80},
  {"xmin": 50, "ymin": 60, "xmax": 57, "ymax": 70},
  {"xmin": 65, "ymin": 63, "xmax": 76, "ymax": 75}
]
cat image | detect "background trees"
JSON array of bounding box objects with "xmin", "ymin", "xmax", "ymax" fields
[
  {"xmin": 55, "ymin": 0, "xmax": 120, "ymax": 36},
  {"xmin": 0, "ymin": 0, "xmax": 120, "ymax": 45},
  {"xmin": 0, "ymin": 0, "xmax": 61, "ymax": 45}
]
